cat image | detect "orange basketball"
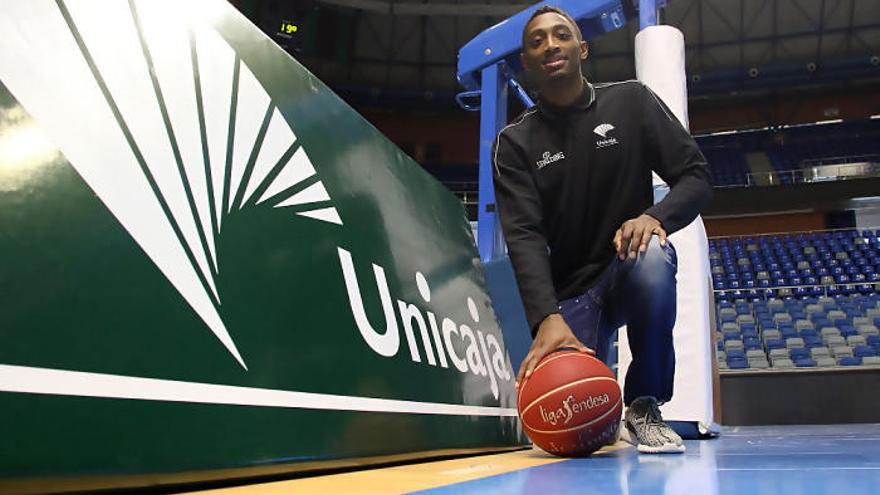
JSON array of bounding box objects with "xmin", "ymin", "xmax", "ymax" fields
[{"xmin": 517, "ymin": 349, "xmax": 623, "ymax": 457}]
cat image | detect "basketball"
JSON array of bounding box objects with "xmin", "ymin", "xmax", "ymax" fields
[{"xmin": 517, "ymin": 349, "xmax": 623, "ymax": 457}]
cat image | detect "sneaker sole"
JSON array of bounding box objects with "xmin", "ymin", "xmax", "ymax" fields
[
  {"xmin": 620, "ymin": 425, "xmax": 686, "ymax": 454},
  {"xmin": 637, "ymin": 443, "xmax": 686, "ymax": 454}
]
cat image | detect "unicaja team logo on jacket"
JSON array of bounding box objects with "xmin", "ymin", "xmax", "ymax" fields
[
  {"xmin": 593, "ymin": 123, "xmax": 615, "ymax": 138},
  {"xmin": 593, "ymin": 123, "xmax": 619, "ymax": 148}
]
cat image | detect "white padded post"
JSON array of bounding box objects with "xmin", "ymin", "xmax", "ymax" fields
[{"xmin": 617, "ymin": 25, "xmax": 719, "ymax": 435}]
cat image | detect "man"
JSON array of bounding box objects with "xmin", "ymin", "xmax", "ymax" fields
[{"xmin": 493, "ymin": 5, "xmax": 712, "ymax": 454}]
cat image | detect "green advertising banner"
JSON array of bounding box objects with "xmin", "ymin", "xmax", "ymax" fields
[{"xmin": 0, "ymin": 0, "xmax": 526, "ymax": 491}]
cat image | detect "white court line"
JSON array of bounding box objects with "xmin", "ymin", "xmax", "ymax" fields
[
  {"xmin": 718, "ymin": 452, "xmax": 851, "ymax": 456},
  {"xmin": 0, "ymin": 365, "xmax": 518, "ymax": 417},
  {"xmin": 717, "ymin": 467, "xmax": 880, "ymax": 471}
]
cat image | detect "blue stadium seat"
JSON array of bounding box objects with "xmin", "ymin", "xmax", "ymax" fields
[
  {"xmin": 794, "ymin": 358, "xmax": 817, "ymax": 367},
  {"xmin": 800, "ymin": 328, "xmax": 818, "ymax": 339},
  {"xmin": 807, "ymin": 312, "xmax": 827, "ymax": 326},
  {"xmin": 838, "ymin": 356, "xmax": 862, "ymax": 366},
  {"xmin": 727, "ymin": 359, "xmax": 749, "ymax": 369},
  {"xmin": 723, "ymin": 331, "xmax": 742, "ymax": 341},
  {"xmin": 735, "ymin": 307, "xmax": 752, "ymax": 317},
  {"xmin": 853, "ymin": 345, "xmax": 877, "ymax": 358},
  {"xmin": 780, "ymin": 327, "xmax": 798, "ymax": 339},
  {"xmin": 789, "ymin": 347, "xmax": 810, "ymax": 360},
  {"xmin": 744, "ymin": 339, "xmax": 762, "ymax": 351},
  {"xmin": 839, "ymin": 325, "xmax": 859, "ymax": 337},
  {"xmin": 726, "ymin": 348, "xmax": 746, "ymax": 360}
]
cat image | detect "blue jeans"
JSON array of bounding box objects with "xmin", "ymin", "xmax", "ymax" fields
[{"xmin": 558, "ymin": 236, "xmax": 678, "ymax": 406}]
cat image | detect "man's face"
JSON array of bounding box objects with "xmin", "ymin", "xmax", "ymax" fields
[{"xmin": 521, "ymin": 13, "xmax": 588, "ymax": 88}]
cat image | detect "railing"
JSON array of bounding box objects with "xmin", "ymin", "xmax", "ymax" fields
[
  {"xmin": 441, "ymin": 155, "xmax": 880, "ymax": 199},
  {"xmin": 444, "ymin": 181, "xmax": 479, "ymax": 206},
  {"xmin": 802, "ymin": 153, "xmax": 880, "ymax": 168},
  {"xmin": 717, "ymin": 157, "xmax": 880, "ymax": 188},
  {"xmin": 708, "ymin": 225, "xmax": 879, "ymax": 241},
  {"xmin": 713, "ymin": 282, "xmax": 880, "ymax": 298},
  {"xmin": 455, "ymin": 191, "xmax": 479, "ymax": 206}
]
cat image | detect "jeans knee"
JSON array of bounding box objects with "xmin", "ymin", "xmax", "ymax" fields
[
  {"xmin": 645, "ymin": 235, "xmax": 676, "ymax": 267},
  {"xmin": 624, "ymin": 236, "xmax": 677, "ymax": 288}
]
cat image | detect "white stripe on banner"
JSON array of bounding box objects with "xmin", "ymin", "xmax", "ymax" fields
[{"xmin": 0, "ymin": 365, "xmax": 518, "ymax": 417}]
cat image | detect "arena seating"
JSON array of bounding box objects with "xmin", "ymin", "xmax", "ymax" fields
[
  {"xmin": 765, "ymin": 120, "xmax": 880, "ymax": 174},
  {"xmin": 700, "ymin": 145, "xmax": 750, "ymax": 187},
  {"xmin": 425, "ymin": 119, "xmax": 880, "ymax": 194},
  {"xmin": 711, "ymin": 229, "xmax": 880, "ymax": 370},
  {"xmin": 696, "ymin": 118, "xmax": 880, "ymax": 187}
]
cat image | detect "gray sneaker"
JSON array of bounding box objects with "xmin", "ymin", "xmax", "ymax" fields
[{"xmin": 622, "ymin": 396, "xmax": 685, "ymax": 454}]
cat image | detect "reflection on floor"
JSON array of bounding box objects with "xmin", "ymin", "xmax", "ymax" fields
[
  {"xmin": 414, "ymin": 424, "xmax": 880, "ymax": 495},
  {"xmin": 190, "ymin": 448, "xmax": 563, "ymax": 495},
  {"xmin": 192, "ymin": 424, "xmax": 880, "ymax": 495}
]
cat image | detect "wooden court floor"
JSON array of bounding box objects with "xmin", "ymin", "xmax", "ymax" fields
[{"xmin": 188, "ymin": 424, "xmax": 880, "ymax": 495}]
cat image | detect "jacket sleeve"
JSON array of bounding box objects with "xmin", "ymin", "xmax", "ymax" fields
[
  {"xmin": 492, "ymin": 131, "xmax": 558, "ymax": 335},
  {"xmin": 640, "ymin": 84, "xmax": 714, "ymax": 235}
]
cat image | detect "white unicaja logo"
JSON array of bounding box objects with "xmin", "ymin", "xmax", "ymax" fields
[
  {"xmin": 337, "ymin": 248, "xmax": 513, "ymax": 400},
  {"xmin": 593, "ymin": 123, "xmax": 615, "ymax": 138},
  {"xmin": 594, "ymin": 123, "xmax": 619, "ymax": 148},
  {"xmin": 0, "ymin": 1, "xmax": 343, "ymax": 370}
]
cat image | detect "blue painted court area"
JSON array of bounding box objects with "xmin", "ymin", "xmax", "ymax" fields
[{"xmin": 411, "ymin": 424, "xmax": 880, "ymax": 495}]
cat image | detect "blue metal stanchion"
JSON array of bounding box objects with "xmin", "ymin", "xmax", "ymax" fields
[
  {"xmin": 477, "ymin": 63, "xmax": 508, "ymax": 262},
  {"xmin": 639, "ymin": 0, "xmax": 658, "ymax": 30}
]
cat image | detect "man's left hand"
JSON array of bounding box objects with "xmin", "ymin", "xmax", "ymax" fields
[{"xmin": 613, "ymin": 214, "xmax": 666, "ymax": 260}]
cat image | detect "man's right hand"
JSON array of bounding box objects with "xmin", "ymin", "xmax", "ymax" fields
[{"xmin": 516, "ymin": 313, "xmax": 594, "ymax": 389}]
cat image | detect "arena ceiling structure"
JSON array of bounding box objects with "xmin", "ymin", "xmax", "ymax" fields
[{"xmin": 247, "ymin": 0, "xmax": 880, "ymax": 102}]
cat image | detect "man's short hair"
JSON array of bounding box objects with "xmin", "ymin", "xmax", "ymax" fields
[{"xmin": 522, "ymin": 5, "xmax": 584, "ymax": 45}]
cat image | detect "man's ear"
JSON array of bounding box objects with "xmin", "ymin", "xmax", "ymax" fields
[{"xmin": 580, "ymin": 41, "xmax": 589, "ymax": 60}]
